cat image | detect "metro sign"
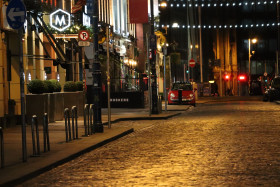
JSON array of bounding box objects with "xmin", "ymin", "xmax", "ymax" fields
[{"xmin": 50, "ymin": 9, "xmax": 71, "ymax": 32}]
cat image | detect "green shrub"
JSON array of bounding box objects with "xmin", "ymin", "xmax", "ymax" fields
[
  {"xmin": 75, "ymin": 81, "xmax": 83, "ymax": 91},
  {"xmin": 43, "ymin": 80, "xmax": 55, "ymax": 93},
  {"xmin": 27, "ymin": 79, "xmax": 46, "ymax": 94},
  {"xmin": 64, "ymin": 81, "xmax": 77, "ymax": 92},
  {"xmin": 50, "ymin": 79, "xmax": 61, "ymax": 92}
]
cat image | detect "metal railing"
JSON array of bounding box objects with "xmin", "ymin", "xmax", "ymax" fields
[
  {"xmin": 71, "ymin": 106, "xmax": 78, "ymax": 140},
  {"xmin": 31, "ymin": 115, "xmax": 40, "ymax": 156},
  {"xmin": 43, "ymin": 113, "xmax": 50, "ymax": 152},
  {"xmin": 64, "ymin": 108, "xmax": 71, "ymax": 142},
  {"xmin": 83, "ymin": 104, "xmax": 90, "ymax": 136},
  {"xmin": 89, "ymin": 104, "xmax": 95, "ymax": 134},
  {"xmin": 0, "ymin": 127, "xmax": 4, "ymax": 168},
  {"xmin": 64, "ymin": 107, "xmax": 79, "ymax": 142}
]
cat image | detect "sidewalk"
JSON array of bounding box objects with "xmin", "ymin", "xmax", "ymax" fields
[{"xmin": 0, "ymin": 104, "xmax": 189, "ymax": 186}]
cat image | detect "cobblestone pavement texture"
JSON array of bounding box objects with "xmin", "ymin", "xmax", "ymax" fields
[{"xmin": 19, "ymin": 101, "xmax": 280, "ymax": 186}]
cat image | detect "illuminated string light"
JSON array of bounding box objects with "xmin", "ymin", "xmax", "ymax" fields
[
  {"xmin": 158, "ymin": 1, "xmax": 279, "ymax": 8},
  {"xmin": 158, "ymin": 22, "xmax": 279, "ymax": 30}
]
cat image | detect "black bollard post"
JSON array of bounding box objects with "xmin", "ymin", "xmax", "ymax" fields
[
  {"xmin": 0, "ymin": 127, "xmax": 4, "ymax": 168},
  {"xmin": 83, "ymin": 104, "xmax": 89, "ymax": 136},
  {"xmin": 35, "ymin": 115, "xmax": 40, "ymax": 155},
  {"xmin": 90, "ymin": 104, "xmax": 94, "ymax": 134},
  {"xmin": 43, "ymin": 113, "xmax": 50, "ymax": 152},
  {"xmin": 71, "ymin": 106, "xmax": 78, "ymax": 140},
  {"xmin": 64, "ymin": 108, "xmax": 69, "ymax": 142},
  {"xmin": 68, "ymin": 109, "xmax": 71, "ymax": 141},
  {"xmin": 31, "ymin": 115, "xmax": 37, "ymax": 156},
  {"xmin": 71, "ymin": 106, "xmax": 75, "ymax": 140}
]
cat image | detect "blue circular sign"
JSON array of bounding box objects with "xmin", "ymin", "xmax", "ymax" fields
[{"xmin": 6, "ymin": 0, "xmax": 26, "ymax": 30}]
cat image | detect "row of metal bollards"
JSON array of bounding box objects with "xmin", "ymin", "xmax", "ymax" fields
[
  {"xmin": 84, "ymin": 104, "xmax": 96, "ymax": 136},
  {"xmin": 0, "ymin": 127, "xmax": 4, "ymax": 168},
  {"xmin": 64, "ymin": 106, "xmax": 78, "ymax": 142},
  {"xmin": 31, "ymin": 113, "xmax": 50, "ymax": 157}
]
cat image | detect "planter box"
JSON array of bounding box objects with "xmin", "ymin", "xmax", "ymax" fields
[
  {"xmin": 53, "ymin": 92, "xmax": 64, "ymax": 121},
  {"xmin": 77, "ymin": 91, "xmax": 85, "ymax": 116},
  {"xmin": 26, "ymin": 94, "xmax": 48, "ymax": 125},
  {"xmin": 47, "ymin": 93, "xmax": 55, "ymax": 123}
]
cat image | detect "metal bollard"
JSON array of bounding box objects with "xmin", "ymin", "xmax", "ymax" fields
[
  {"xmin": 43, "ymin": 113, "xmax": 50, "ymax": 152},
  {"xmin": 83, "ymin": 104, "xmax": 89, "ymax": 136},
  {"xmin": 0, "ymin": 127, "xmax": 4, "ymax": 168},
  {"xmin": 35, "ymin": 115, "xmax": 40, "ymax": 155},
  {"xmin": 71, "ymin": 106, "xmax": 78, "ymax": 139},
  {"xmin": 90, "ymin": 104, "xmax": 95, "ymax": 134},
  {"xmin": 31, "ymin": 115, "xmax": 38, "ymax": 156},
  {"xmin": 64, "ymin": 108, "xmax": 70, "ymax": 142}
]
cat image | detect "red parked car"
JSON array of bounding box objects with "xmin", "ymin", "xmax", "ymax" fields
[{"xmin": 168, "ymin": 82, "xmax": 196, "ymax": 106}]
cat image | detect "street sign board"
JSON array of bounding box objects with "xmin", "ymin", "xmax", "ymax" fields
[
  {"xmin": 78, "ymin": 30, "xmax": 90, "ymax": 41},
  {"xmin": 189, "ymin": 58, "xmax": 196, "ymax": 68},
  {"xmin": 6, "ymin": 0, "xmax": 26, "ymax": 30},
  {"xmin": 78, "ymin": 41, "xmax": 91, "ymax": 46},
  {"xmin": 264, "ymin": 72, "xmax": 267, "ymax": 76}
]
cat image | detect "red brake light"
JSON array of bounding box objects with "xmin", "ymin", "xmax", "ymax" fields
[{"xmin": 238, "ymin": 75, "xmax": 246, "ymax": 81}]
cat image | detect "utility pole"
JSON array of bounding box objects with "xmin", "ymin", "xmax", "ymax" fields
[
  {"xmin": 150, "ymin": 0, "xmax": 159, "ymax": 114},
  {"xmin": 87, "ymin": 0, "xmax": 103, "ymax": 132},
  {"xmin": 277, "ymin": 2, "xmax": 279, "ymax": 75},
  {"xmin": 199, "ymin": 6, "xmax": 203, "ymax": 83}
]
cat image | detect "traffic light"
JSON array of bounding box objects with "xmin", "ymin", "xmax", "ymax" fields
[
  {"xmin": 238, "ymin": 75, "xmax": 246, "ymax": 81},
  {"xmin": 224, "ymin": 74, "xmax": 230, "ymax": 81}
]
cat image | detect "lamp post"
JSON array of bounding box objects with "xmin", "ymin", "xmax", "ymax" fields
[
  {"xmin": 248, "ymin": 38, "xmax": 257, "ymax": 93},
  {"xmin": 150, "ymin": 0, "xmax": 159, "ymax": 114}
]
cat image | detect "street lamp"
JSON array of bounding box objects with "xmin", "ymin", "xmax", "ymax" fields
[{"xmin": 248, "ymin": 38, "xmax": 257, "ymax": 92}]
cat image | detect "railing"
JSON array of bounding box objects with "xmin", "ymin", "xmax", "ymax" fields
[
  {"xmin": 31, "ymin": 115, "xmax": 40, "ymax": 156},
  {"xmin": 72, "ymin": 106, "xmax": 78, "ymax": 140},
  {"xmin": 83, "ymin": 104, "xmax": 90, "ymax": 136},
  {"xmin": 64, "ymin": 106, "xmax": 79, "ymax": 142},
  {"xmin": 0, "ymin": 127, "xmax": 4, "ymax": 168},
  {"xmin": 64, "ymin": 108, "xmax": 71, "ymax": 142},
  {"xmin": 43, "ymin": 113, "xmax": 50, "ymax": 152}
]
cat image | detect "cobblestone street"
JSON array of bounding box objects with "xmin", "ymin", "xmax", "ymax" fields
[{"xmin": 19, "ymin": 100, "xmax": 280, "ymax": 186}]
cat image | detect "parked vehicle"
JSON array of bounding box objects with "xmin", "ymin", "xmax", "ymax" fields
[
  {"xmin": 249, "ymin": 80, "xmax": 263, "ymax": 96},
  {"xmin": 263, "ymin": 77, "xmax": 280, "ymax": 102},
  {"xmin": 168, "ymin": 82, "xmax": 196, "ymax": 106}
]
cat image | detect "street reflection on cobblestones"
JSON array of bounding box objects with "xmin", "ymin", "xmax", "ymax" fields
[{"xmin": 20, "ymin": 101, "xmax": 280, "ymax": 186}]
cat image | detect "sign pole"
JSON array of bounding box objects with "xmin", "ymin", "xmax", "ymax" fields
[
  {"xmin": 6, "ymin": 0, "xmax": 27, "ymax": 162},
  {"xmin": 19, "ymin": 28, "xmax": 27, "ymax": 162},
  {"xmin": 106, "ymin": 26, "xmax": 111, "ymax": 128}
]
